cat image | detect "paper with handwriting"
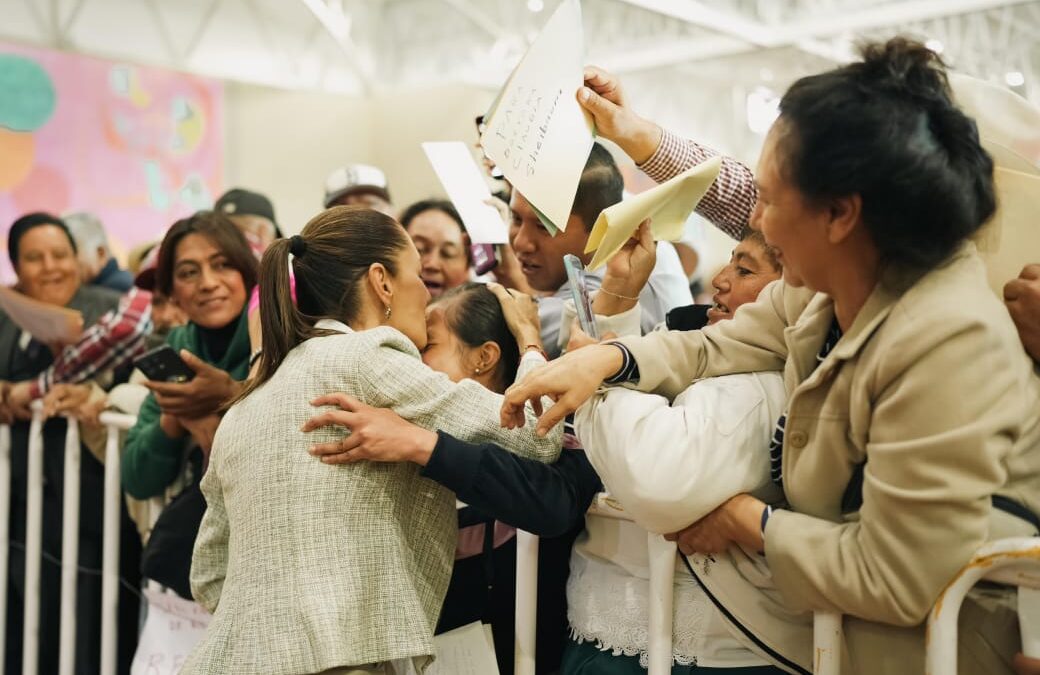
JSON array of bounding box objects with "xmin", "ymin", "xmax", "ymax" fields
[{"xmin": 480, "ymin": 0, "xmax": 594, "ymax": 233}]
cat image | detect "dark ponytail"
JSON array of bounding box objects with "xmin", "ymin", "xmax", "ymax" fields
[
  {"xmin": 776, "ymin": 36, "xmax": 996, "ymax": 271},
  {"xmin": 236, "ymin": 205, "xmax": 411, "ymax": 402}
]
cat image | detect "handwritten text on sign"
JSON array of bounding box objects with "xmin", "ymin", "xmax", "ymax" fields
[{"xmin": 496, "ymin": 86, "xmax": 562, "ymax": 179}]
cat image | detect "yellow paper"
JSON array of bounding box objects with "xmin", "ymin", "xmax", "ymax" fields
[
  {"xmin": 585, "ymin": 156, "xmax": 722, "ymax": 271},
  {"xmin": 972, "ymin": 167, "xmax": 1040, "ymax": 297},
  {"xmin": 479, "ymin": 0, "xmax": 594, "ymax": 233}
]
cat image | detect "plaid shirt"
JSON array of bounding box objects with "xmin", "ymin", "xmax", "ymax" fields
[
  {"xmin": 638, "ymin": 129, "xmax": 758, "ymax": 241},
  {"xmin": 30, "ymin": 287, "xmax": 153, "ymax": 398}
]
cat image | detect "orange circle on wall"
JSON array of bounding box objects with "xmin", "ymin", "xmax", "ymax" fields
[{"xmin": 0, "ymin": 128, "xmax": 35, "ymax": 189}]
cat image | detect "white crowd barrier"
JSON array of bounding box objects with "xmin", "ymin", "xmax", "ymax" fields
[
  {"xmin": 4, "ymin": 406, "xmax": 1032, "ymax": 675},
  {"xmin": 513, "ymin": 493, "xmax": 678, "ymax": 675},
  {"xmin": 0, "ymin": 403, "xmax": 136, "ymax": 675}
]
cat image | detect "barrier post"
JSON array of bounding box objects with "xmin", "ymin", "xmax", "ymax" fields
[
  {"xmin": 646, "ymin": 533, "xmax": 677, "ymax": 675},
  {"xmin": 99, "ymin": 413, "xmax": 135, "ymax": 675},
  {"xmin": 0, "ymin": 424, "xmax": 10, "ymax": 664},
  {"xmin": 514, "ymin": 530, "xmax": 539, "ymax": 675},
  {"xmin": 58, "ymin": 419, "xmax": 81, "ymax": 675},
  {"xmin": 22, "ymin": 405, "xmax": 45, "ymax": 675}
]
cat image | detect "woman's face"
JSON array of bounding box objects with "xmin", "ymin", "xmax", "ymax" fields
[
  {"xmin": 707, "ymin": 239, "xmax": 782, "ymax": 324},
  {"xmin": 421, "ymin": 305, "xmax": 473, "ymax": 384},
  {"xmin": 386, "ymin": 241, "xmax": 432, "ymax": 350},
  {"xmin": 751, "ymin": 123, "xmax": 833, "ymax": 292},
  {"xmin": 408, "ymin": 209, "xmax": 471, "ymax": 298},
  {"xmin": 15, "ymin": 225, "xmax": 81, "ymax": 307},
  {"xmin": 170, "ymin": 233, "xmax": 248, "ymax": 329}
]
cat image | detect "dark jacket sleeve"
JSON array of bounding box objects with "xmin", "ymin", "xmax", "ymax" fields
[{"xmin": 421, "ymin": 431, "xmax": 602, "ymax": 537}]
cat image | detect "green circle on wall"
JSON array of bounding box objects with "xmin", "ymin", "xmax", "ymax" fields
[{"xmin": 0, "ymin": 53, "xmax": 56, "ymax": 132}]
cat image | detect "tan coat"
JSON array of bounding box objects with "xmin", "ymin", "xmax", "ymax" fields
[
  {"xmin": 184, "ymin": 324, "xmax": 561, "ymax": 674},
  {"xmin": 617, "ymin": 243, "xmax": 1040, "ymax": 674}
]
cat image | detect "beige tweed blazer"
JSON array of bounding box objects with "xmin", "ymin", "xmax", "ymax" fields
[{"xmin": 184, "ymin": 322, "xmax": 561, "ymax": 674}]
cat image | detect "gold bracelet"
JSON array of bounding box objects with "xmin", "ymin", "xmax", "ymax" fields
[{"xmin": 598, "ymin": 287, "xmax": 639, "ymax": 302}]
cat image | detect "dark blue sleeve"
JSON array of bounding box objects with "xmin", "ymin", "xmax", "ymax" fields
[{"xmin": 421, "ymin": 431, "xmax": 602, "ymax": 538}]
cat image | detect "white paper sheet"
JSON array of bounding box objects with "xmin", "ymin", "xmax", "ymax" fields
[
  {"xmin": 0, "ymin": 285, "xmax": 83, "ymax": 345},
  {"xmin": 422, "ymin": 142, "xmax": 509, "ymax": 244},
  {"xmin": 422, "ymin": 621, "xmax": 499, "ymax": 675},
  {"xmin": 130, "ymin": 587, "xmax": 211, "ymax": 675},
  {"xmin": 480, "ymin": 0, "xmax": 594, "ymax": 233}
]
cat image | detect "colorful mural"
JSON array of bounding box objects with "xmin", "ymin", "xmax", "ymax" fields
[{"xmin": 0, "ymin": 42, "xmax": 223, "ymax": 282}]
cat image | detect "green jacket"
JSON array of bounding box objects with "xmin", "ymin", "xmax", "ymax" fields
[{"xmin": 122, "ymin": 309, "xmax": 251, "ymax": 499}]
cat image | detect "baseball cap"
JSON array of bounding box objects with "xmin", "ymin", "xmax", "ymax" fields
[
  {"xmin": 215, "ymin": 188, "xmax": 277, "ymax": 224},
  {"xmin": 323, "ymin": 164, "xmax": 392, "ymax": 208}
]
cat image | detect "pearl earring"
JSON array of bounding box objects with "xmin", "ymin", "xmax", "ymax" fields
[{"xmin": 474, "ymin": 367, "xmax": 481, "ymax": 374}]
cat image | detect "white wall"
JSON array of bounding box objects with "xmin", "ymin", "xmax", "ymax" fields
[{"xmin": 223, "ymin": 82, "xmax": 494, "ymax": 235}]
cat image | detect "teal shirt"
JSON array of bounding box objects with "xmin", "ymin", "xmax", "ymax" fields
[{"xmin": 121, "ymin": 309, "xmax": 251, "ymax": 499}]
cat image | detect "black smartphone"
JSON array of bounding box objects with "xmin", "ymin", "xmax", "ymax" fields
[{"xmin": 134, "ymin": 345, "xmax": 196, "ymax": 383}]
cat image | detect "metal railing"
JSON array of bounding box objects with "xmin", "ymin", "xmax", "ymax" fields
[{"xmin": 0, "ymin": 403, "xmax": 136, "ymax": 675}]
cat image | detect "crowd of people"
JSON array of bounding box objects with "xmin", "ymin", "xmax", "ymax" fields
[{"xmin": 2, "ymin": 36, "xmax": 1040, "ymax": 675}]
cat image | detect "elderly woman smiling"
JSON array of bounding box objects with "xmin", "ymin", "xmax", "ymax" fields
[{"xmin": 502, "ymin": 38, "xmax": 1040, "ymax": 674}]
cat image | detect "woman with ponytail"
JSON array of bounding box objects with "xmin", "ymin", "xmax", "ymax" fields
[
  {"xmin": 503, "ymin": 38, "xmax": 1040, "ymax": 673},
  {"xmin": 184, "ymin": 205, "xmax": 561, "ymax": 674}
]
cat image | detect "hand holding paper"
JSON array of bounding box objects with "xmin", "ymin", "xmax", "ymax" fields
[{"xmin": 584, "ymin": 156, "xmax": 722, "ymax": 270}]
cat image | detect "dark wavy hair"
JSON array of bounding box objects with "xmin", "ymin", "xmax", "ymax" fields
[{"xmin": 775, "ymin": 37, "xmax": 996, "ymax": 271}]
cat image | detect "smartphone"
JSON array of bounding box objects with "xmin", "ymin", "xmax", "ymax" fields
[
  {"xmin": 134, "ymin": 345, "xmax": 196, "ymax": 383},
  {"xmin": 563, "ymin": 254, "xmax": 599, "ymax": 340},
  {"xmin": 471, "ymin": 243, "xmax": 498, "ymax": 275}
]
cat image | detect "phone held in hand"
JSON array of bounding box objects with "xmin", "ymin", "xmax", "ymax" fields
[
  {"xmin": 471, "ymin": 243, "xmax": 498, "ymax": 275},
  {"xmin": 563, "ymin": 254, "xmax": 599, "ymax": 340},
  {"xmin": 134, "ymin": 345, "xmax": 196, "ymax": 383}
]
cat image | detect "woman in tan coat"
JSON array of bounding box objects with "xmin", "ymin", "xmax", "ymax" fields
[{"xmin": 503, "ymin": 38, "xmax": 1040, "ymax": 674}]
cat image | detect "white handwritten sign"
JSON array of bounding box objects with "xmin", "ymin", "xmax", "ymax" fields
[
  {"xmin": 480, "ymin": 0, "xmax": 594, "ymax": 233},
  {"xmin": 130, "ymin": 588, "xmax": 210, "ymax": 675}
]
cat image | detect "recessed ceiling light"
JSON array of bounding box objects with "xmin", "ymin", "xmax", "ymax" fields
[
  {"xmin": 527, "ymin": 0, "xmax": 544, "ymax": 12},
  {"xmin": 925, "ymin": 38, "xmax": 944, "ymax": 54},
  {"xmin": 1005, "ymin": 71, "xmax": 1025, "ymax": 87}
]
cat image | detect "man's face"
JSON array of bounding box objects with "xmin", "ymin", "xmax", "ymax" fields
[
  {"xmin": 508, "ymin": 191, "xmax": 590, "ymax": 293},
  {"xmin": 331, "ymin": 191, "xmax": 395, "ymax": 217}
]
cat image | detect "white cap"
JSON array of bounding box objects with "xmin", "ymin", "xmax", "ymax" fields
[{"xmin": 323, "ymin": 164, "xmax": 392, "ymax": 207}]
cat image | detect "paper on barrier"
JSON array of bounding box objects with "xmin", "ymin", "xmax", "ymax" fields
[
  {"xmin": 0, "ymin": 285, "xmax": 83, "ymax": 344},
  {"xmin": 421, "ymin": 141, "xmax": 509, "ymax": 244},
  {"xmin": 584, "ymin": 156, "xmax": 722, "ymax": 271},
  {"xmin": 972, "ymin": 166, "xmax": 1040, "ymax": 297},
  {"xmin": 479, "ymin": 0, "xmax": 594, "ymax": 234}
]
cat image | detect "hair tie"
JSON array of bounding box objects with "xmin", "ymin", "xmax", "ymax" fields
[{"xmin": 289, "ymin": 234, "xmax": 307, "ymax": 257}]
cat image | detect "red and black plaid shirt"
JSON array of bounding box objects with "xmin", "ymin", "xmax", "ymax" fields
[{"xmin": 30, "ymin": 287, "xmax": 153, "ymax": 398}]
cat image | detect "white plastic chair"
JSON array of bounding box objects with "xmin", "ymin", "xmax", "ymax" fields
[{"xmin": 812, "ymin": 536, "xmax": 1040, "ymax": 675}]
